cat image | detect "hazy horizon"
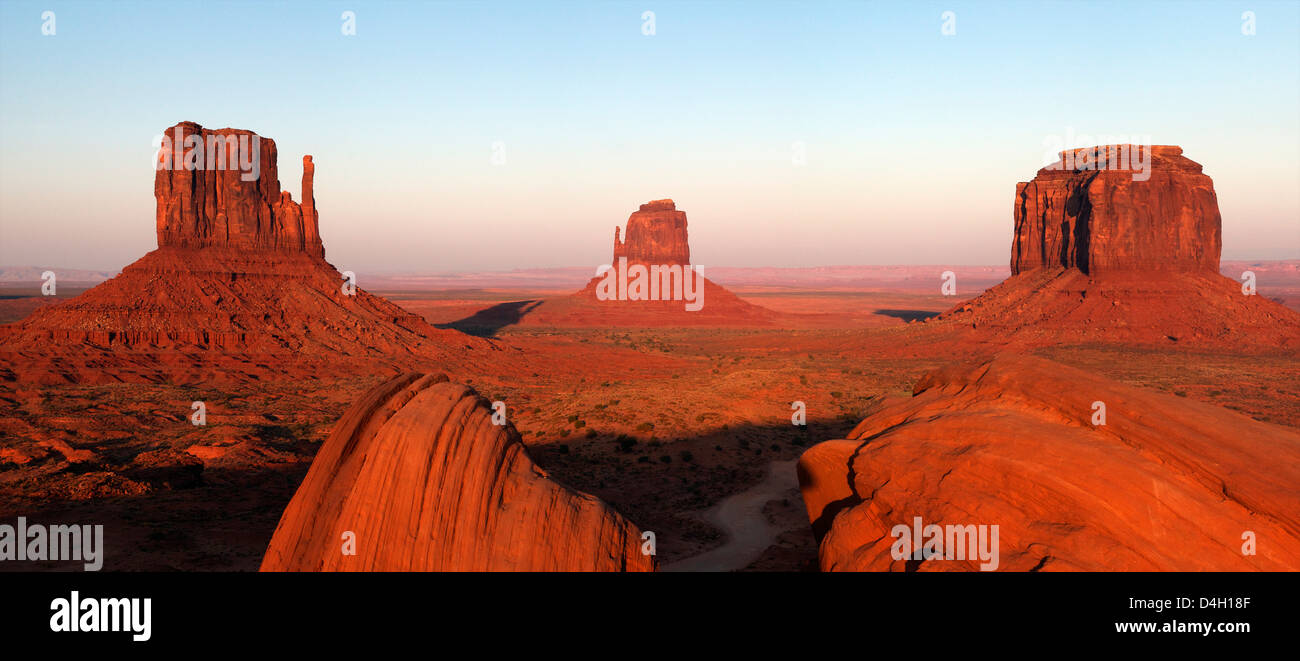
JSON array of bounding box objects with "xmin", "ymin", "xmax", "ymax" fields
[{"xmin": 2, "ymin": 0, "xmax": 1298, "ymax": 273}]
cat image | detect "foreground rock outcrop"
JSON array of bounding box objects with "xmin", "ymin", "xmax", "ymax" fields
[
  {"xmin": 0, "ymin": 122, "xmax": 492, "ymax": 384},
  {"xmin": 798, "ymin": 355, "xmax": 1300, "ymax": 571},
  {"xmin": 261, "ymin": 373, "xmax": 655, "ymax": 571},
  {"xmin": 932, "ymin": 145, "xmax": 1300, "ymax": 348}
]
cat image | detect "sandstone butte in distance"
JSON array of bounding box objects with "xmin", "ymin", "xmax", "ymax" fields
[
  {"xmin": 612, "ymin": 198, "xmax": 691, "ymax": 266},
  {"xmin": 155, "ymin": 121, "xmax": 324, "ymax": 256},
  {"xmin": 1011, "ymin": 145, "xmax": 1221, "ymax": 275},
  {"xmin": 496, "ymin": 199, "xmax": 779, "ymax": 328},
  {"xmin": 930, "ymin": 144, "xmax": 1300, "ymax": 348},
  {"xmin": 0, "ymin": 121, "xmax": 493, "ymax": 384},
  {"xmin": 261, "ymin": 373, "xmax": 655, "ymax": 572}
]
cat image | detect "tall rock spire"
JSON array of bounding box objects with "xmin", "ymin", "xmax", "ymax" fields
[{"xmin": 154, "ymin": 121, "xmax": 325, "ymax": 257}]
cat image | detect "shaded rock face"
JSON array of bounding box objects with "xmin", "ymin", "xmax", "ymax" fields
[
  {"xmin": 1011, "ymin": 145, "xmax": 1220, "ymax": 275},
  {"xmin": 155, "ymin": 121, "xmax": 323, "ymax": 257},
  {"xmin": 798, "ymin": 355, "xmax": 1300, "ymax": 571},
  {"xmin": 261, "ymin": 374, "xmax": 655, "ymax": 572},
  {"xmin": 613, "ymin": 199, "xmax": 690, "ymax": 266}
]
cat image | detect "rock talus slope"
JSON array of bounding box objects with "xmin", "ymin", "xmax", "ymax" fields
[
  {"xmin": 798, "ymin": 355, "xmax": 1300, "ymax": 571},
  {"xmin": 261, "ymin": 373, "xmax": 655, "ymax": 571}
]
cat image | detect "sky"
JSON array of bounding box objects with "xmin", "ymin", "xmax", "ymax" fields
[{"xmin": 1, "ymin": 0, "xmax": 1297, "ymax": 273}]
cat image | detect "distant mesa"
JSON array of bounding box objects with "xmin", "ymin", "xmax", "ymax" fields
[
  {"xmin": 1011, "ymin": 145, "xmax": 1220, "ymax": 275},
  {"xmin": 613, "ymin": 198, "xmax": 691, "ymax": 266},
  {"xmin": 0, "ymin": 121, "xmax": 491, "ymax": 384},
  {"xmin": 155, "ymin": 121, "xmax": 323, "ymax": 256},
  {"xmin": 798, "ymin": 355, "xmax": 1300, "ymax": 571},
  {"xmin": 580, "ymin": 198, "xmax": 776, "ymax": 323},
  {"xmin": 261, "ymin": 373, "xmax": 655, "ymax": 571},
  {"xmin": 449, "ymin": 198, "xmax": 778, "ymax": 331},
  {"xmin": 931, "ymin": 145, "xmax": 1300, "ymax": 348}
]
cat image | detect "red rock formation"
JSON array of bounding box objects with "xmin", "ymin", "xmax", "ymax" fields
[
  {"xmin": 0, "ymin": 122, "xmax": 494, "ymax": 384},
  {"xmin": 1011, "ymin": 145, "xmax": 1220, "ymax": 275},
  {"xmin": 547, "ymin": 199, "xmax": 777, "ymax": 325},
  {"xmin": 613, "ymin": 199, "xmax": 690, "ymax": 266},
  {"xmin": 798, "ymin": 355, "xmax": 1300, "ymax": 571},
  {"xmin": 261, "ymin": 373, "xmax": 655, "ymax": 571},
  {"xmin": 931, "ymin": 145, "xmax": 1300, "ymax": 348},
  {"xmin": 155, "ymin": 122, "xmax": 323, "ymax": 256}
]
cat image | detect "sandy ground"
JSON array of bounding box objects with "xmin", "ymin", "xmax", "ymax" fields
[{"xmin": 2, "ymin": 280, "xmax": 1298, "ymax": 571}]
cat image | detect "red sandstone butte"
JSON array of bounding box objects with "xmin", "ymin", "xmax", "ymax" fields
[
  {"xmin": 261, "ymin": 373, "xmax": 655, "ymax": 571},
  {"xmin": 0, "ymin": 122, "xmax": 492, "ymax": 384},
  {"xmin": 798, "ymin": 355, "xmax": 1300, "ymax": 571},
  {"xmin": 156, "ymin": 121, "xmax": 323, "ymax": 256},
  {"xmin": 1012, "ymin": 145, "xmax": 1221, "ymax": 274},
  {"xmin": 613, "ymin": 199, "xmax": 691, "ymax": 266},
  {"xmin": 931, "ymin": 145, "xmax": 1300, "ymax": 348},
  {"xmin": 513, "ymin": 199, "xmax": 777, "ymax": 326}
]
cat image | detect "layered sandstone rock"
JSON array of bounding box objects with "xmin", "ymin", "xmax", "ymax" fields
[
  {"xmin": 0, "ymin": 122, "xmax": 494, "ymax": 384},
  {"xmin": 1011, "ymin": 145, "xmax": 1220, "ymax": 275},
  {"xmin": 547, "ymin": 199, "xmax": 777, "ymax": 326},
  {"xmin": 443, "ymin": 199, "xmax": 776, "ymax": 329},
  {"xmin": 155, "ymin": 122, "xmax": 323, "ymax": 256},
  {"xmin": 613, "ymin": 199, "xmax": 691, "ymax": 266},
  {"xmin": 931, "ymin": 146, "xmax": 1300, "ymax": 348},
  {"xmin": 261, "ymin": 373, "xmax": 655, "ymax": 571},
  {"xmin": 799, "ymin": 355, "xmax": 1300, "ymax": 571}
]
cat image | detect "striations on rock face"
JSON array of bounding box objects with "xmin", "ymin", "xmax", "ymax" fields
[
  {"xmin": 613, "ymin": 198, "xmax": 691, "ymax": 265},
  {"xmin": 798, "ymin": 355, "xmax": 1300, "ymax": 571},
  {"xmin": 1011, "ymin": 145, "xmax": 1221, "ymax": 275},
  {"xmin": 155, "ymin": 121, "xmax": 323, "ymax": 257},
  {"xmin": 261, "ymin": 373, "xmax": 655, "ymax": 571}
]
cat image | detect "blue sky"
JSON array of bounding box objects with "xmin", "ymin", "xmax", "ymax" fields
[{"xmin": 1, "ymin": 0, "xmax": 1297, "ymax": 271}]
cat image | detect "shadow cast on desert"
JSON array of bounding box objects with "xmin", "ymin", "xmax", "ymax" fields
[
  {"xmin": 436, "ymin": 299, "xmax": 543, "ymax": 337},
  {"xmin": 873, "ymin": 309, "xmax": 940, "ymax": 322}
]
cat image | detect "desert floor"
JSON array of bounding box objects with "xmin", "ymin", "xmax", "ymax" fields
[{"xmin": 2, "ymin": 281, "xmax": 1298, "ymax": 571}]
